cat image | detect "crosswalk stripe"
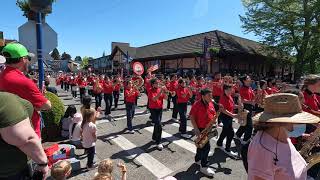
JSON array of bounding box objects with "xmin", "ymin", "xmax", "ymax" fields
[
  {"xmin": 144, "ymin": 126, "xmax": 196, "ymax": 154},
  {"xmin": 107, "ymin": 135, "xmax": 173, "ymax": 178}
]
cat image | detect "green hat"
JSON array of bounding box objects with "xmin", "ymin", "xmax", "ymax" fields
[{"xmin": 1, "ymin": 43, "xmax": 29, "ymax": 59}]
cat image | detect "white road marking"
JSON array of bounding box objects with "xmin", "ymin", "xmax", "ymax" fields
[{"xmin": 108, "ymin": 135, "xmax": 173, "ymax": 178}]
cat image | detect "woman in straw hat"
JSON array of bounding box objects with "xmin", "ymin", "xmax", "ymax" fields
[{"xmin": 247, "ymin": 93, "xmax": 320, "ymax": 180}]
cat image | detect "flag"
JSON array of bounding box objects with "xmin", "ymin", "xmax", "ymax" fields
[{"xmin": 147, "ymin": 64, "xmax": 159, "ymax": 72}]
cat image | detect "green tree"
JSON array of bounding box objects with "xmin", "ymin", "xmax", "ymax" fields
[
  {"xmin": 50, "ymin": 48, "xmax": 60, "ymax": 60},
  {"xmin": 240, "ymin": 0, "xmax": 320, "ymax": 78},
  {"xmin": 61, "ymin": 52, "xmax": 72, "ymax": 60},
  {"xmin": 74, "ymin": 56, "xmax": 82, "ymax": 62},
  {"xmin": 81, "ymin": 56, "xmax": 89, "ymax": 68}
]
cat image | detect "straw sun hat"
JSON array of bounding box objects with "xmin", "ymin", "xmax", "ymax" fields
[{"xmin": 253, "ymin": 93, "xmax": 320, "ymax": 124}]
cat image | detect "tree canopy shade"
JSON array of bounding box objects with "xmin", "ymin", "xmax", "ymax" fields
[{"xmin": 240, "ymin": 0, "xmax": 320, "ymax": 79}]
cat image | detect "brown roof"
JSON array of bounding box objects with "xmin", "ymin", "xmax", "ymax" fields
[{"xmin": 112, "ymin": 30, "xmax": 271, "ymax": 60}]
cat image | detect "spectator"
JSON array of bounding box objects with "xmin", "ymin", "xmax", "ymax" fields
[
  {"xmin": 81, "ymin": 108, "xmax": 101, "ymax": 169},
  {"xmin": 81, "ymin": 95, "xmax": 92, "ymax": 114},
  {"xmin": 61, "ymin": 105, "xmax": 77, "ymax": 139},
  {"xmin": 50, "ymin": 160, "xmax": 72, "ymax": 180},
  {"xmin": 93, "ymin": 159, "xmax": 127, "ymax": 180},
  {"xmin": 45, "ymin": 78, "xmax": 58, "ymax": 95},
  {"xmin": 0, "ymin": 43, "xmax": 52, "ymax": 138},
  {"xmin": 0, "ymin": 92, "xmax": 49, "ymax": 179},
  {"xmin": 69, "ymin": 112, "xmax": 83, "ymax": 148}
]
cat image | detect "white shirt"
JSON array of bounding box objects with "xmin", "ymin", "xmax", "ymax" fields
[
  {"xmin": 69, "ymin": 122, "xmax": 82, "ymax": 141},
  {"xmin": 82, "ymin": 122, "xmax": 97, "ymax": 148}
]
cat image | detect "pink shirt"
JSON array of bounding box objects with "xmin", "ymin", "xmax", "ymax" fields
[
  {"xmin": 248, "ymin": 131, "xmax": 307, "ymax": 180},
  {"xmin": 82, "ymin": 122, "xmax": 97, "ymax": 148}
]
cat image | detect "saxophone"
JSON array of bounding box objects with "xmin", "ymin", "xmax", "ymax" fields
[
  {"xmin": 299, "ymin": 125, "xmax": 320, "ymax": 170},
  {"xmin": 195, "ymin": 112, "xmax": 219, "ymax": 149}
]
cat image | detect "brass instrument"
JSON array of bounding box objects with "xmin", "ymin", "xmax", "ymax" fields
[
  {"xmin": 237, "ymin": 96, "xmax": 249, "ymax": 126},
  {"xmin": 195, "ymin": 112, "xmax": 220, "ymax": 149},
  {"xmin": 94, "ymin": 79, "xmax": 103, "ymax": 93},
  {"xmin": 133, "ymin": 77, "xmax": 144, "ymax": 89},
  {"xmin": 255, "ymin": 89, "xmax": 266, "ymax": 108}
]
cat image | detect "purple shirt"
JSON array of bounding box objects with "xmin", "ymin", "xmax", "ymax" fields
[{"xmin": 248, "ymin": 131, "xmax": 307, "ymax": 180}]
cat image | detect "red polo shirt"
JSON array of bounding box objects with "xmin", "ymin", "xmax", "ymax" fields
[
  {"xmin": 78, "ymin": 80, "xmax": 87, "ymax": 88},
  {"xmin": 303, "ymin": 91, "xmax": 319, "ymax": 113},
  {"xmin": 125, "ymin": 88, "xmax": 140, "ymax": 103},
  {"xmin": 113, "ymin": 83, "xmax": 121, "ymax": 92},
  {"xmin": 190, "ymin": 80, "xmax": 197, "ymax": 93},
  {"xmin": 0, "ymin": 66, "xmax": 48, "ymax": 138},
  {"xmin": 176, "ymin": 87, "xmax": 191, "ymax": 103},
  {"xmin": 239, "ymin": 86, "xmax": 255, "ymax": 101},
  {"xmin": 169, "ymin": 80, "xmax": 178, "ymax": 92},
  {"xmin": 212, "ymin": 80, "xmax": 223, "ymax": 97},
  {"xmin": 103, "ymin": 81, "xmax": 114, "ymax": 94},
  {"xmin": 219, "ymin": 94, "xmax": 234, "ymax": 113},
  {"xmin": 144, "ymin": 77, "xmax": 151, "ymax": 92},
  {"xmin": 148, "ymin": 88, "xmax": 165, "ymax": 109},
  {"xmin": 189, "ymin": 100, "xmax": 216, "ymax": 128}
]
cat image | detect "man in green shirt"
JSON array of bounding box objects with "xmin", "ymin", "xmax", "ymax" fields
[{"xmin": 0, "ymin": 92, "xmax": 49, "ymax": 179}]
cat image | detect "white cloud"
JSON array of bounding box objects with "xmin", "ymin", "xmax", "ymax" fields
[{"xmin": 193, "ymin": 0, "xmax": 209, "ymax": 18}]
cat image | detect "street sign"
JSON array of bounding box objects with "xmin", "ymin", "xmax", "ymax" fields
[
  {"xmin": 18, "ymin": 21, "xmax": 57, "ymax": 63},
  {"xmin": 133, "ymin": 62, "xmax": 144, "ymax": 75}
]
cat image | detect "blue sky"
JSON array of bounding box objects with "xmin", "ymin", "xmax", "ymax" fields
[{"xmin": 1, "ymin": 0, "xmax": 258, "ymax": 59}]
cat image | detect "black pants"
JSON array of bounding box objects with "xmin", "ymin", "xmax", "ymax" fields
[
  {"xmin": 150, "ymin": 108, "xmax": 163, "ymax": 144},
  {"xmin": 0, "ymin": 165, "xmax": 30, "ymax": 180},
  {"xmin": 85, "ymin": 146, "xmax": 95, "ymax": 168},
  {"xmin": 94, "ymin": 93, "xmax": 102, "ymax": 109},
  {"xmin": 217, "ymin": 114, "xmax": 234, "ymax": 151},
  {"xmin": 178, "ymin": 102, "xmax": 187, "ymax": 134},
  {"xmin": 126, "ymin": 103, "xmax": 135, "ymax": 130},
  {"xmin": 236, "ymin": 104, "xmax": 253, "ymax": 141},
  {"xmin": 71, "ymin": 85, "xmax": 77, "ymax": 98},
  {"xmin": 113, "ymin": 91, "xmax": 120, "ymax": 108},
  {"xmin": 80, "ymin": 87, "xmax": 86, "ymax": 102},
  {"xmin": 213, "ymin": 96, "xmax": 220, "ymax": 123},
  {"xmin": 241, "ymin": 142, "xmax": 250, "ymax": 173},
  {"xmin": 195, "ymin": 128, "xmax": 210, "ymax": 167},
  {"xmin": 172, "ymin": 96, "xmax": 178, "ymax": 119},
  {"xmin": 104, "ymin": 93, "xmax": 113, "ymax": 115},
  {"xmin": 60, "ymin": 81, "xmax": 64, "ymax": 89},
  {"xmin": 64, "ymin": 83, "xmax": 69, "ymax": 91},
  {"xmin": 167, "ymin": 94, "xmax": 172, "ymax": 109},
  {"xmin": 190, "ymin": 94, "xmax": 196, "ymax": 105}
]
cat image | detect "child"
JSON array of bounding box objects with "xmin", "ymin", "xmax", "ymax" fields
[
  {"xmin": 50, "ymin": 160, "xmax": 72, "ymax": 180},
  {"xmin": 81, "ymin": 108, "xmax": 101, "ymax": 169},
  {"xmin": 81, "ymin": 95, "xmax": 92, "ymax": 114},
  {"xmin": 93, "ymin": 159, "xmax": 127, "ymax": 180},
  {"xmin": 61, "ymin": 105, "xmax": 77, "ymax": 139},
  {"xmin": 69, "ymin": 112, "xmax": 83, "ymax": 148}
]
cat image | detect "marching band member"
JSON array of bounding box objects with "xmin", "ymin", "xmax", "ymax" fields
[
  {"xmin": 169, "ymin": 74, "xmax": 179, "ymax": 122},
  {"xmin": 190, "ymin": 88, "xmax": 216, "ymax": 177},
  {"xmin": 195, "ymin": 76, "xmax": 206, "ymax": 101},
  {"xmin": 124, "ymin": 80, "xmax": 140, "ymax": 134},
  {"xmin": 131, "ymin": 74, "xmax": 144, "ymax": 105},
  {"xmin": 165, "ymin": 77, "xmax": 171, "ymax": 110},
  {"xmin": 103, "ymin": 76, "xmax": 114, "ymax": 119},
  {"xmin": 301, "ymin": 75, "xmax": 320, "ymax": 134},
  {"xmin": 87, "ymin": 74, "xmax": 94, "ymax": 96},
  {"xmin": 93, "ymin": 75, "xmax": 104, "ymax": 110},
  {"xmin": 176, "ymin": 79, "xmax": 192, "ymax": 138},
  {"xmin": 71, "ymin": 75, "xmax": 78, "ymax": 98},
  {"xmin": 266, "ymin": 78, "xmax": 280, "ymax": 94},
  {"xmin": 78, "ymin": 76, "xmax": 87, "ymax": 103},
  {"xmin": 189, "ymin": 75, "xmax": 197, "ymax": 105},
  {"xmin": 64, "ymin": 74, "xmax": 70, "ymax": 92},
  {"xmin": 216, "ymin": 84, "xmax": 239, "ymax": 158},
  {"xmin": 148, "ymin": 78, "xmax": 168, "ymax": 150},
  {"xmin": 112, "ymin": 76, "xmax": 122, "ymax": 110},
  {"xmin": 212, "ymin": 72, "xmax": 223, "ymax": 126},
  {"xmin": 235, "ymin": 75, "xmax": 255, "ymax": 144},
  {"xmin": 255, "ymin": 80, "xmax": 269, "ymax": 113}
]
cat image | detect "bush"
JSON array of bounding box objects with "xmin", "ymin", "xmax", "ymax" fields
[{"xmin": 42, "ymin": 91, "xmax": 65, "ymax": 127}]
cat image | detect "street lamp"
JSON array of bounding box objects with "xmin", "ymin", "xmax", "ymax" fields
[{"xmin": 28, "ymin": 0, "xmax": 53, "ymax": 90}]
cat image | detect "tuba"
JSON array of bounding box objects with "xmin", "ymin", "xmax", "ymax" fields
[
  {"xmin": 133, "ymin": 76, "xmax": 144, "ymax": 89},
  {"xmin": 94, "ymin": 79, "xmax": 103, "ymax": 93},
  {"xmin": 195, "ymin": 112, "xmax": 220, "ymax": 149}
]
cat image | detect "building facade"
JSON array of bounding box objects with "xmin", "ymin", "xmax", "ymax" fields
[{"xmin": 109, "ymin": 30, "xmax": 293, "ymax": 78}]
